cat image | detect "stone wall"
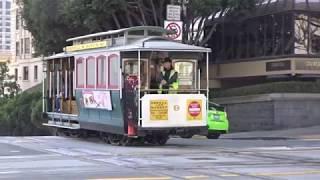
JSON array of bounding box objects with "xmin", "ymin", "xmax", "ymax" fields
[{"xmin": 214, "ymin": 94, "xmax": 320, "ymax": 132}]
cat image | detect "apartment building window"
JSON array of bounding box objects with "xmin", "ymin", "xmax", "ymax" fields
[
  {"xmin": 5, "ymin": 28, "xmax": 10, "ymax": 32},
  {"xmin": 5, "ymin": 46, "xmax": 10, "ymax": 50},
  {"xmin": 16, "ymin": 12, "xmax": 19, "ymax": 30},
  {"xmin": 34, "ymin": 65, "xmax": 38, "ymax": 80},
  {"xmin": 16, "ymin": 42, "xmax": 19, "ymax": 56},
  {"xmin": 14, "ymin": 68, "xmax": 18, "ymax": 81},
  {"xmin": 23, "ymin": 66, "xmax": 28, "ymax": 80},
  {"xmin": 20, "ymin": 39, "xmax": 23, "ymax": 54},
  {"xmin": 6, "ymin": 2, "xmax": 10, "ymax": 9},
  {"xmin": 24, "ymin": 38, "xmax": 30, "ymax": 54}
]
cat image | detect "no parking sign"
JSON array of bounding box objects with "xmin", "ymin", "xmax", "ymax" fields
[{"xmin": 164, "ymin": 20, "xmax": 183, "ymax": 41}]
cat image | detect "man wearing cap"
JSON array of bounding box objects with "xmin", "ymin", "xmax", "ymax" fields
[{"xmin": 159, "ymin": 57, "xmax": 179, "ymax": 94}]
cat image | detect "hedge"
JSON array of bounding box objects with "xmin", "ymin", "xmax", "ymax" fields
[{"xmin": 211, "ymin": 81, "xmax": 320, "ymax": 98}]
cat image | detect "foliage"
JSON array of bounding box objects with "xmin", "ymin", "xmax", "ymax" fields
[
  {"xmin": 20, "ymin": 0, "xmax": 258, "ymax": 55},
  {"xmin": 0, "ymin": 63, "xmax": 19, "ymax": 98},
  {"xmin": 183, "ymin": 0, "xmax": 257, "ymax": 46},
  {"xmin": 0, "ymin": 91, "xmax": 49, "ymax": 136},
  {"xmin": 211, "ymin": 81, "xmax": 320, "ymax": 98}
]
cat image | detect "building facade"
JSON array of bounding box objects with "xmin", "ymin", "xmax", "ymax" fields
[
  {"xmin": 207, "ymin": 0, "xmax": 320, "ymax": 88},
  {"xmin": 10, "ymin": 0, "xmax": 42, "ymax": 91}
]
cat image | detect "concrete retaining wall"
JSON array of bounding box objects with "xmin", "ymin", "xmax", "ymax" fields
[{"xmin": 214, "ymin": 93, "xmax": 320, "ymax": 132}]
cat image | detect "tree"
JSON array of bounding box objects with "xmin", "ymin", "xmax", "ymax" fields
[
  {"xmin": 0, "ymin": 91, "xmax": 49, "ymax": 136},
  {"xmin": 20, "ymin": 0, "xmax": 258, "ymax": 55},
  {"xmin": 0, "ymin": 63, "xmax": 19, "ymax": 98},
  {"xmin": 183, "ymin": 0, "xmax": 257, "ymax": 46}
]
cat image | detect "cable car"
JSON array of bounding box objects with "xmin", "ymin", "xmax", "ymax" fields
[{"xmin": 42, "ymin": 26, "xmax": 211, "ymax": 146}]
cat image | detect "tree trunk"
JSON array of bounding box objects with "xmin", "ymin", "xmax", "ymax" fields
[{"xmin": 112, "ymin": 13, "xmax": 121, "ymax": 29}]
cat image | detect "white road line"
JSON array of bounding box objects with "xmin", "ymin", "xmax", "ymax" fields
[
  {"xmin": 9, "ymin": 150, "xmax": 20, "ymax": 153},
  {"xmin": 0, "ymin": 171, "xmax": 21, "ymax": 174}
]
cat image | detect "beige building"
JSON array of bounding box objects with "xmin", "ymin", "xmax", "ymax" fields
[{"xmin": 10, "ymin": 0, "xmax": 43, "ymax": 91}]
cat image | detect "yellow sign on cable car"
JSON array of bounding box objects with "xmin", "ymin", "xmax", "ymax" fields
[
  {"xmin": 65, "ymin": 40, "xmax": 111, "ymax": 52},
  {"xmin": 150, "ymin": 100, "xmax": 168, "ymax": 121}
]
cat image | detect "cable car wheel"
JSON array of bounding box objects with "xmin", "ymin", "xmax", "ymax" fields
[
  {"xmin": 145, "ymin": 134, "xmax": 169, "ymax": 146},
  {"xmin": 68, "ymin": 130, "xmax": 81, "ymax": 138},
  {"xmin": 107, "ymin": 134, "xmax": 122, "ymax": 146},
  {"xmin": 56, "ymin": 128, "xmax": 70, "ymax": 137},
  {"xmin": 120, "ymin": 136, "xmax": 135, "ymax": 146},
  {"xmin": 100, "ymin": 132, "xmax": 110, "ymax": 144}
]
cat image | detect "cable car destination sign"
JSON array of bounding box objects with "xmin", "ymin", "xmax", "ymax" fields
[{"xmin": 65, "ymin": 40, "xmax": 111, "ymax": 52}]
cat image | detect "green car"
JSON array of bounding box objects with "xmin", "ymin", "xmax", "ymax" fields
[
  {"xmin": 206, "ymin": 102, "xmax": 229, "ymax": 139},
  {"xmin": 180, "ymin": 102, "xmax": 229, "ymax": 139}
]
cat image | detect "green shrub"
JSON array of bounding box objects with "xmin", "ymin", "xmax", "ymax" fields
[{"xmin": 0, "ymin": 91, "xmax": 50, "ymax": 136}]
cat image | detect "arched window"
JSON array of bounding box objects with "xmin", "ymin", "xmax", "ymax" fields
[
  {"xmin": 76, "ymin": 58, "xmax": 84, "ymax": 88},
  {"xmin": 97, "ymin": 55, "xmax": 107, "ymax": 88},
  {"xmin": 86, "ymin": 56, "xmax": 95, "ymax": 88},
  {"xmin": 108, "ymin": 54, "xmax": 120, "ymax": 89}
]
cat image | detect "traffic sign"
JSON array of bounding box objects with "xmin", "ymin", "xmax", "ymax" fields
[
  {"xmin": 187, "ymin": 100, "xmax": 202, "ymax": 121},
  {"xmin": 166, "ymin": 5, "xmax": 181, "ymax": 21},
  {"xmin": 164, "ymin": 20, "xmax": 183, "ymax": 41}
]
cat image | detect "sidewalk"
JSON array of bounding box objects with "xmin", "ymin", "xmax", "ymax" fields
[{"xmin": 220, "ymin": 126, "xmax": 320, "ymax": 140}]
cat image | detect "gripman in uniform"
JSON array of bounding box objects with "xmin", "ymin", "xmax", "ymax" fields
[{"xmin": 159, "ymin": 57, "xmax": 179, "ymax": 94}]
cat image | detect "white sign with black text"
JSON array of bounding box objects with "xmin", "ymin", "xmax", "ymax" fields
[{"xmin": 166, "ymin": 5, "xmax": 181, "ymax": 21}]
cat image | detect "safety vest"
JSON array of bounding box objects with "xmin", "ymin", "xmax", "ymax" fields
[{"xmin": 158, "ymin": 70, "xmax": 179, "ymax": 94}]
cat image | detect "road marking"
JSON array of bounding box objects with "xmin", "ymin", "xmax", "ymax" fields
[
  {"xmin": 184, "ymin": 175, "xmax": 209, "ymax": 179},
  {"xmin": 9, "ymin": 150, "xmax": 20, "ymax": 153},
  {"xmin": 192, "ymin": 136, "xmax": 206, "ymax": 139},
  {"xmin": 90, "ymin": 177, "xmax": 171, "ymax": 180},
  {"xmin": 219, "ymin": 173, "xmax": 239, "ymax": 177},
  {"xmin": 0, "ymin": 171, "xmax": 21, "ymax": 174},
  {"xmin": 251, "ymin": 170, "xmax": 320, "ymax": 177},
  {"xmin": 304, "ymin": 139, "xmax": 320, "ymax": 141}
]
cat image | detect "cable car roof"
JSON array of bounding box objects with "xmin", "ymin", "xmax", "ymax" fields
[
  {"xmin": 66, "ymin": 26, "xmax": 172, "ymax": 42},
  {"xmin": 44, "ymin": 37, "xmax": 211, "ymax": 60}
]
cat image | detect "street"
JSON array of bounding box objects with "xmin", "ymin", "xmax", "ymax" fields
[{"xmin": 0, "ymin": 127, "xmax": 320, "ymax": 180}]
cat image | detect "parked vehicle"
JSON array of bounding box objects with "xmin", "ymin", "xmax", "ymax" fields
[{"xmin": 206, "ymin": 102, "xmax": 229, "ymax": 139}]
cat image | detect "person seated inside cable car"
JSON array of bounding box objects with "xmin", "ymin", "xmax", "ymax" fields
[{"xmin": 158, "ymin": 57, "xmax": 179, "ymax": 94}]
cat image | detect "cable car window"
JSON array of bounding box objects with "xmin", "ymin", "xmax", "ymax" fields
[
  {"xmin": 97, "ymin": 55, "xmax": 107, "ymax": 88},
  {"xmin": 109, "ymin": 54, "xmax": 120, "ymax": 89},
  {"xmin": 124, "ymin": 61, "xmax": 138, "ymax": 75},
  {"xmin": 148, "ymin": 31, "xmax": 162, "ymax": 36},
  {"xmin": 86, "ymin": 56, "xmax": 95, "ymax": 88},
  {"xmin": 174, "ymin": 61, "xmax": 196, "ymax": 89},
  {"xmin": 128, "ymin": 30, "xmax": 144, "ymax": 36},
  {"xmin": 76, "ymin": 58, "xmax": 84, "ymax": 88},
  {"xmin": 124, "ymin": 60, "xmax": 148, "ymax": 89}
]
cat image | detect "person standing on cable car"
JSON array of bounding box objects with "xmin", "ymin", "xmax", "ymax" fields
[{"xmin": 159, "ymin": 57, "xmax": 179, "ymax": 94}]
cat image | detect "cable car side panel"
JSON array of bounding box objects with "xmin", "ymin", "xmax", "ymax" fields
[{"xmin": 75, "ymin": 90, "xmax": 124, "ymax": 134}]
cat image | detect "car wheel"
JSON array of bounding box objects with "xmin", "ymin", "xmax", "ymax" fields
[{"xmin": 207, "ymin": 133, "xmax": 220, "ymax": 139}]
